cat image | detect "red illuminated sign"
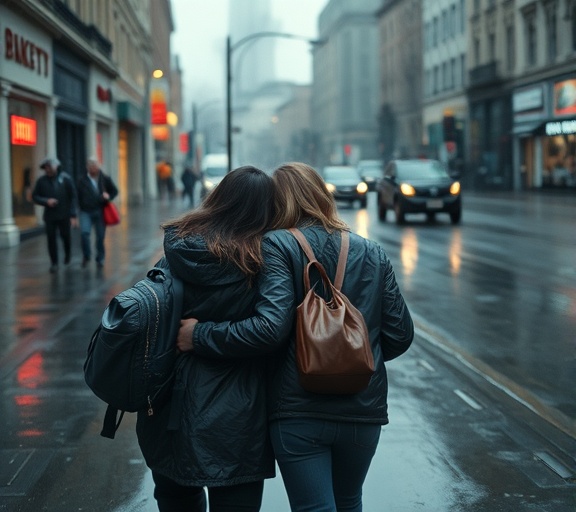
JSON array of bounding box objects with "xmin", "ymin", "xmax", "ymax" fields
[
  {"xmin": 150, "ymin": 79, "xmax": 168, "ymax": 124},
  {"xmin": 180, "ymin": 133, "xmax": 189, "ymax": 153},
  {"xmin": 96, "ymin": 85, "xmax": 112, "ymax": 103},
  {"xmin": 151, "ymin": 102, "xmax": 167, "ymax": 124},
  {"xmin": 11, "ymin": 115, "xmax": 37, "ymax": 145}
]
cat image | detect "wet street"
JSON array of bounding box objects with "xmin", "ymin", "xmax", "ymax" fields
[{"xmin": 0, "ymin": 192, "xmax": 575, "ymax": 511}]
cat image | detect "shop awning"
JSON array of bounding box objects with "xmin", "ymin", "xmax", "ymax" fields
[
  {"xmin": 512, "ymin": 121, "xmax": 544, "ymax": 135},
  {"xmin": 117, "ymin": 101, "xmax": 144, "ymax": 127}
]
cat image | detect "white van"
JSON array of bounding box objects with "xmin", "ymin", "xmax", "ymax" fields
[{"xmin": 200, "ymin": 154, "xmax": 228, "ymax": 197}]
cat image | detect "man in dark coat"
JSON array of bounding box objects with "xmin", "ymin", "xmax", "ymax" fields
[
  {"xmin": 32, "ymin": 157, "xmax": 78, "ymax": 273},
  {"xmin": 76, "ymin": 157, "xmax": 118, "ymax": 268},
  {"xmin": 180, "ymin": 164, "xmax": 198, "ymax": 207}
]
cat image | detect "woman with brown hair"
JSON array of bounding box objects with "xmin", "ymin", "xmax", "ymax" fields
[
  {"xmin": 137, "ymin": 166, "xmax": 276, "ymax": 512},
  {"xmin": 180, "ymin": 162, "xmax": 414, "ymax": 511}
]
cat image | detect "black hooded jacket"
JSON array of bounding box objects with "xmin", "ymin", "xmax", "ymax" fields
[
  {"xmin": 136, "ymin": 228, "xmax": 275, "ymax": 487},
  {"xmin": 193, "ymin": 225, "xmax": 414, "ymax": 426}
]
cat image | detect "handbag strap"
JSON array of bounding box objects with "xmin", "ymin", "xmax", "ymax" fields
[{"xmin": 289, "ymin": 228, "xmax": 349, "ymax": 291}]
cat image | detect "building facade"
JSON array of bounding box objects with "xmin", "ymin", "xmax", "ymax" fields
[
  {"xmin": 511, "ymin": 0, "xmax": 576, "ymax": 190},
  {"xmin": 376, "ymin": 0, "xmax": 423, "ymax": 161},
  {"xmin": 422, "ymin": 0, "xmax": 468, "ymax": 177},
  {"xmin": 271, "ymin": 85, "xmax": 315, "ymax": 165},
  {"xmin": 0, "ymin": 0, "xmax": 181, "ymax": 247},
  {"xmin": 0, "ymin": 0, "xmax": 117, "ymax": 247},
  {"xmin": 311, "ymin": 0, "xmax": 382, "ymax": 167}
]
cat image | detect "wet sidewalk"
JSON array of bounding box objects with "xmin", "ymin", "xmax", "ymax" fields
[{"xmin": 0, "ymin": 197, "xmax": 574, "ymax": 512}]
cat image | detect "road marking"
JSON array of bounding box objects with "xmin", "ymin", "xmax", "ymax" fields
[
  {"xmin": 415, "ymin": 325, "xmax": 539, "ymax": 414},
  {"xmin": 454, "ymin": 389, "xmax": 483, "ymax": 410}
]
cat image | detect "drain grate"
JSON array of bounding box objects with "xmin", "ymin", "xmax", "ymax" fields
[
  {"xmin": 0, "ymin": 449, "xmax": 54, "ymax": 496},
  {"xmin": 534, "ymin": 451, "xmax": 575, "ymax": 480}
]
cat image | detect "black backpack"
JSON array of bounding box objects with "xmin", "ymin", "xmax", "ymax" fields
[{"xmin": 84, "ymin": 261, "xmax": 184, "ymax": 439}]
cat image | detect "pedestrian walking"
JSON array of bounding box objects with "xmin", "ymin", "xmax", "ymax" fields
[
  {"xmin": 137, "ymin": 166, "xmax": 276, "ymax": 512},
  {"xmin": 156, "ymin": 160, "xmax": 175, "ymax": 201},
  {"xmin": 76, "ymin": 157, "xmax": 118, "ymax": 269},
  {"xmin": 32, "ymin": 157, "xmax": 78, "ymax": 273},
  {"xmin": 179, "ymin": 162, "xmax": 415, "ymax": 512},
  {"xmin": 180, "ymin": 164, "xmax": 198, "ymax": 207}
]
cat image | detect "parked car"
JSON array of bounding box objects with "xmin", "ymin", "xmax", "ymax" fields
[
  {"xmin": 322, "ymin": 165, "xmax": 368, "ymax": 208},
  {"xmin": 376, "ymin": 159, "xmax": 461, "ymax": 224},
  {"xmin": 356, "ymin": 160, "xmax": 383, "ymax": 191},
  {"xmin": 200, "ymin": 153, "xmax": 228, "ymax": 198}
]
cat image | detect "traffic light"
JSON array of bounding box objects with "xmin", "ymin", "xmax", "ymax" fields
[{"xmin": 443, "ymin": 115, "xmax": 456, "ymax": 142}]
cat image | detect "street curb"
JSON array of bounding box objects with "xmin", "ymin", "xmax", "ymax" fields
[{"xmin": 411, "ymin": 312, "xmax": 576, "ymax": 441}]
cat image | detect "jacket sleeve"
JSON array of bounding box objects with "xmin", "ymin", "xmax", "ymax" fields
[
  {"xmin": 378, "ymin": 247, "xmax": 414, "ymax": 361},
  {"xmin": 192, "ymin": 237, "xmax": 296, "ymax": 358},
  {"xmin": 32, "ymin": 178, "xmax": 49, "ymax": 206},
  {"xmin": 66, "ymin": 177, "xmax": 78, "ymax": 217},
  {"xmin": 105, "ymin": 175, "xmax": 118, "ymax": 201}
]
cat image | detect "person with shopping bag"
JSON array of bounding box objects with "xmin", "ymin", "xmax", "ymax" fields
[{"xmin": 76, "ymin": 157, "xmax": 118, "ymax": 269}]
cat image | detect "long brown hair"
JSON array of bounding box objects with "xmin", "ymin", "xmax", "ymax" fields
[
  {"xmin": 162, "ymin": 166, "xmax": 274, "ymax": 276},
  {"xmin": 272, "ymin": 162, "xmax": 348, "ymax": 231}
]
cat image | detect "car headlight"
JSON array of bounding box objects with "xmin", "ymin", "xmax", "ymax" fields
[
  {"xmin": 356, "ymin": 182, "xmax": 368, "ymax": 194},
  {"xmin": 450, "ymin": 181, "xmax": 461, "ymax": 195},
  {"xmin": 400, "ymin": 183, "xmax": 416, "ymax": 196},
  {"xmin": 326, "ymin": 183, "xmax": 336, "ymax": 193}
]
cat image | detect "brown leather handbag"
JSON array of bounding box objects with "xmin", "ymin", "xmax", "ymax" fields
[{"xmin": 289, "ymin": 228, "xmax": 375, "ymax": 394}]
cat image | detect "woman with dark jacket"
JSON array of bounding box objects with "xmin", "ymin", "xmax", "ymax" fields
[
  {"xmin": 137, "ymin": 166, "xmax": 276, "ymax": 511},
  {"xmin": 179, "ymin": 162, "xmax": 414, "ymax": 511}
]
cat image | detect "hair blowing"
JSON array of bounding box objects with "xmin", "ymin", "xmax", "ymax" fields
[
  {"xmin": 272, "ymin": 162, "xmax": 348, "ymax": 232},
  {"xmin": 162, "ymin": 166, "xmax": 275, "ymax": 277}
]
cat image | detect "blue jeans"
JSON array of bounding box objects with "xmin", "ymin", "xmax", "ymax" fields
[
  {"xmin": 79, "ymin": 209, "xmax": 106, "ymax": 263},
  {"xmin": 270, "ymin": 418, "xmax": 381, "ymax": 512}
]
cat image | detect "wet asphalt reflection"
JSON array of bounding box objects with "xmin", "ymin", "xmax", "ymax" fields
[{"xmin": 0, "ymin": 192, "xmax": 574, "ymax": 511}]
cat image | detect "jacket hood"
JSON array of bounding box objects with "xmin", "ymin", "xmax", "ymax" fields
[{"xmin": 164, "ymin": 228, "xmax": 246, "ymax": 287}]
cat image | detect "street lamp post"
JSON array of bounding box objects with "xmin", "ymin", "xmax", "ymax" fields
[{"xmin": 226, "ymin": 32, "xmax": 324, "ymax": 172}]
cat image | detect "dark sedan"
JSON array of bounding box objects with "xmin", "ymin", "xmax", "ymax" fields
[
  {"xmin": 322, "ymin": 166, "xmax": 368, "ymax": 208},
  {"xmin": 376, "ymin": 159, "xmax": 461, "ymax": 224}
]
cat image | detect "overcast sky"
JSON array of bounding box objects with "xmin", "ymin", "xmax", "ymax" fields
[{"xmin": 171, "ymin": 0, "xmax": 328, "ymax": 121}]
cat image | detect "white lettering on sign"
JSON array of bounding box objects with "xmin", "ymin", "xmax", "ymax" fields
[
  {"xmin": 545, "ymin": 120, "xmax": 576, "ymax": 136},
  {"xmin": 4, "ymin": 27, "xmax": 50, "ymax": 77}
]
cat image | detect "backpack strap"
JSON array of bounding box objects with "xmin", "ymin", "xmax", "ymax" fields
[
  {"xmin": 101, "ymin": 405, "xmax": 125, "ymax": 439},
  {"xmin": 289, "ymin": 228, "xmax": 349, "ymax": 291}
]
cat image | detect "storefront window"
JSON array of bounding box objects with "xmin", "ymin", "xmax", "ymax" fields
[
  {"xmin": 542, "ymin": 134, "xmax": 576, "ymax": 188},
  {"xmin": 9, "ymin": 98, "xmax": 45, "ymax": 230}
]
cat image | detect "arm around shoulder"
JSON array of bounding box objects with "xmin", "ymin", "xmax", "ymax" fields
[{"xmin": 193, "ymin": 236, "xmax": 296, "ymax": 358}]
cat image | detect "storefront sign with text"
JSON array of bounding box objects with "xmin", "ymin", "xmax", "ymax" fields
[
  {"xmin": 11, "ymin": 115, "xmax": 37, "ymax": 145},
  {"xmin": 4, "ymin": 27, "xmax": 49, "ymax": 76}
]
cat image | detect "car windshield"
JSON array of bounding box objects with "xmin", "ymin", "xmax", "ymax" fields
[
  {"xmin": 204, "ymin": 166, "xmax": 227, "ymax": 177},
  {"xmin": 359, "ymin": 165, "xmax": 382, "ymax": 177},
  {"xmin": 396, "ymin": 161, "xmax": 450, "ymax": 180},
  {"xmin": 323, "ymin": 167, "xmax": 359, "ymax": 180}
]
